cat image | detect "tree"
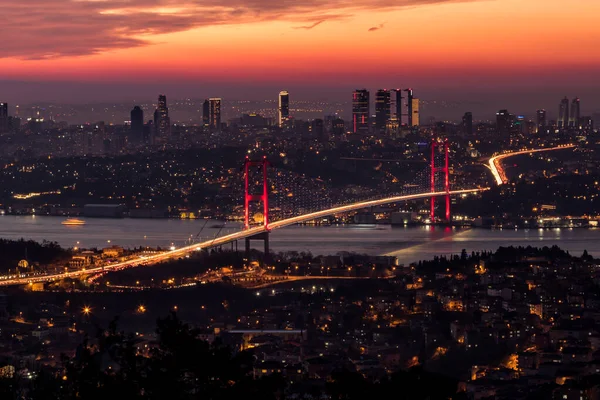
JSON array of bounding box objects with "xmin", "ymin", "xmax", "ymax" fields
[
  {"xmin": 28, "ymin": 313, "xmax": 281, "ymax": 400},
  {"xmin": 461, "ymin": 249, "xmax": 468, "ymax": 262}
]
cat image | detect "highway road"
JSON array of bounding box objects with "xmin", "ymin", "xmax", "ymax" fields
[
  {"xmin": 0, "ymin": 188, "xmax": 484, "ymax": 286},
  {"xmin": 487, "ymin": 144, "xmax": 575, "ymax": 185}
]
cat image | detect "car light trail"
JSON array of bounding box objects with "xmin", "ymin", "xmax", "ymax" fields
[
  {"xmin": 487, "ymin": 144, "xmax": 575, "ymax": 185},
  {"xmin": 0, "ymin": 188, "xmax": 485, "ymax": 286}
]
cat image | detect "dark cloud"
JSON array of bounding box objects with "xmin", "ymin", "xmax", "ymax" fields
[
  {"xmin": 3, "ymin": 0, "xmax": 475, "ymax": 59},
  {"xmin": 294, "ymin": 20, "xmax": 327, "ymax": 30},
  {"xmin": 368, "ymin": 23, "xmax": 385, "ymax": 31}
]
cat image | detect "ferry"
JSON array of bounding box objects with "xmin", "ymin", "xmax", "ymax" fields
[{"xmin": 61, "ymin": 218, "xmax": 86, "ymax": 226}]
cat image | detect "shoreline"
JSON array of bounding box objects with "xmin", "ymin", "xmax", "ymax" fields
[{"xmin": 1, "ymin": 214, "xmax": 596, "ymax": 230}]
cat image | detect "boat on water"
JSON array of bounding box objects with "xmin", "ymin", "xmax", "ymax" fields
[{"xmin": 61, "ymin": 218, "xmax": 86, "ymax": 226}]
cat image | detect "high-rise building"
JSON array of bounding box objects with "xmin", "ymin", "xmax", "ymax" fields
[
  {"xmin": 462, "ymin": 112, "xmax": 473, "ymax": 135},
  {"xmin": 536, "ymin": 109, "xmax": 546, "ymax": 132},
  {"xmin": 375, "ymin": 89, "xmax": 391, "ymax": 133},
  {"xmin": 580, "ymin": 116, "xmax": 593, "ymax": 130},
  {"xmin": 570, "ymin": 97, "xmax": 580, "ymax": 128},
  {"xmin": 143, "ymin": 121, "xmax": 153, "ymax": 144},
  {"xmin": 558, "ymin": 97, "xmax": 569, "ymax": 129},
  {"xmin": 411, "ymin": 98, "xmax": 420, "ymax": 127},
  {"xmin": 0, "ymin": 103, "xmax": 8, "ymax": 133},
  {"xmin": 278, "ymin": 91, "xmax": 290, "ymax": 128},
  {"xmin": 130, "ymin": 106, "xmax": 144, "ymax": 143},
  {"xmin": 516, "ymin": 115, "xmax": 529, "ymax": 134},
  {"xmin": 202, "ymin": 100, "xmax": 210, "ymax": 127},
  {"xmin": 403, "ymin": 89, "xmax": 414, "ymax": 126},
  {"xmin": 352, "ymin": 89, "xmax": 370, "ymax": 134},
  {"xmin": 393, "ymin": 89, "xmax": 403, "ymax": 126},
  {"xmin": 209, "ymin": 98, "xmax": 222, "ymax": 132},
  {"xmin": 332, "ymin": 118, "xmax": 345, "ymax": 137},
  {"xmin": 496, "ymin": 109, "xmax": 512, "ymax": 134},
  {"xmin": 154, "ymin": 94, "xmax": 170, "ymax": 140}
]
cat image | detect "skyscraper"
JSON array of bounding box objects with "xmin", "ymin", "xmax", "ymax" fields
[
  {"xmin": 462, "ymin": 112, "xmax": 473, "ymax": 135},
  {"xmin": 278, "ymin": 91, "xmax": 290, "ymax": 128},
  {"xmin": 375, "ymin": 89, "xmax": 391, "ymax": 133},
  {"xmin": 0, "ymin": 103, "xmax": 8, "ymax": 134},
  {"xmin": 352, "ymin": 89, "xmax": 370, "ymax": 134},
  {"xmin": 558, "ymin": 97, "xmax": 569, "ymax": 129},
  {"xmin": 209, "ymin": 98, "xmax": 222, "ymax": 132},
  {"xmin": 570, "ymin": 97, "xmax": 580, "ymax": 128},
  {"xmin": 202, "ymin": 100, "xmax": 210, "ymax": 127},
  {"xmin": 411, "ymin": 98, "xmax": 420, "ymax": 127},
  {"xmin": 496, "ymin": 109, "xmax": 512, "ymax": 134},
  {"xmin": 130, "ymin": 106, "xmax": 144, "ymax": 143},
  {"xmin": 154, "ymin": 94, "xmax": 170, "ymax": 140},
  {"xmin": 393, "ymin": 89, "xmax": 403, "ymax": 126},
  {"xmin": 404, "ymin": 89, "xmax": 415, "ymax": 126},
  {"xmin": 536, "ymin": 109, "xmax": 546, "ymax": 132}
]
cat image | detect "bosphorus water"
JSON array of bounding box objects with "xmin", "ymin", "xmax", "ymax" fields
[{"xmin": 1, "ymin": 215, "xmax": 600, "ymax": 265}]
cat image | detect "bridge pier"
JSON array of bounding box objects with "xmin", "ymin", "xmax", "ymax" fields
[{"xmin": 245, "ymin": 231, "xmax": 270, "ymax": 262}]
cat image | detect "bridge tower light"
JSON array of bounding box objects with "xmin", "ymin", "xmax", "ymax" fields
[
  {"xmin": 243, "ymin": 157, "xmax": 270, "ymax": 230},
  {"xmin": 243, "ymin": 157, "xmax": 271, "ymax": 262},
  {"xmin": 430, "ymin": 139, "xmax": 451, "ymax": 222}
]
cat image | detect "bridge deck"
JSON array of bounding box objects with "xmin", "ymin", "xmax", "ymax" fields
[{"xmin": 0, "ymin": 188, "xmax": 485, "ymax": 286}]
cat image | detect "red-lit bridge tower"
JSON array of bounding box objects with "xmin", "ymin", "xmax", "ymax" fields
[
  {"xmin": 430, "ymin": 139, "xmax": 451, "ymax": 222},
  {"xmin": 243, "ymin": 156, "xmax": 270, "ymax": 257}
]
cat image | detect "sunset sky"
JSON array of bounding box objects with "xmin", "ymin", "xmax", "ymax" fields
[{"xmin": 3, "ymin": 0, "xmax": 600, "ymax": 111}]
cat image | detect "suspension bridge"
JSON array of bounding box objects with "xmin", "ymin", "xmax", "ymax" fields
[{"xmin": 0, "ymin": 139, "xmax": 487, "ymax": 286}]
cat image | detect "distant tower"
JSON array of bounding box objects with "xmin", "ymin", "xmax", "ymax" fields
[
  {"xmin": 375, "ymin": 89, "xmax": 391, "ymax": 133},
  {"xmin": 558, "ymin": 97, "xmax": 569, "ymax": 129},
  {"xmin": 154, "ymin": 94, "xmax": 171, "ymax": 140},
  {"xmin": 536, "ymin": 109, "xmax": 546, "ymax": 133},
  {"xmin": 278, "ymin": 91, "xmax": 290, "ymax": 128},
  {"xmin": 462, "ymin": 112, "xmax": 473, "ymax": 135},
  {"xmin": 0, "ymin": 103, "xmax": 8, "ymax": 133},
  {"xmin": 411, "ymin": 97, "xmax": 420, "ymax": 127},
  {"xmin": 352, "ymin": 89, "xmax": 370, "ymax": 134},
  {"xmin": 570, "ymin": 98, "xmax": 580, "ymax": 128},
  {"xmin": 130, "ymin": 106, "xmax": 144, "ymax": 143},
  {"xmin": 209, "ymin": 98, "xmax": 222, "ymax": 132},
  {"xmin": 202, "ymin": 99, "xmax": 210, "ymax": 127}
]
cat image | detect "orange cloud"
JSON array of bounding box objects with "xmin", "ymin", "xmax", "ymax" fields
[{"xmin": 4, "ymin": 0, "xmax": 477, "ymax": 59}]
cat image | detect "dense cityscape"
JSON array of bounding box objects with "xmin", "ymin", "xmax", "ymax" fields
[
  {"xmin": 0, "ymin": 87, "xmax": 599, "ymax": 399},
  {"xmin": 3, "ymin": 0, "xmax": 600, "ymax": 398}
]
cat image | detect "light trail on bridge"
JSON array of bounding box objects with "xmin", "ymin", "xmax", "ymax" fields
[
  {"xmin": 0, "ymin": 188, "xmax": 484, "ymax": 287},
  {"xmin": 487, "ymin": 144, "xmax": 575, "ymax": 185}
]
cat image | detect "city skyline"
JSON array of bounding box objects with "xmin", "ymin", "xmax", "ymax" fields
[
  {"xmin": 2, "ymin": 2, "xmax": 600, "ymax": 398},
  {"xmin": 1, "ymin": 92, "xmax": 595, "ymax": 127},
  {"xmin": 2, "ymin": 0, "xmax": 600, "ymax": 109}
]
